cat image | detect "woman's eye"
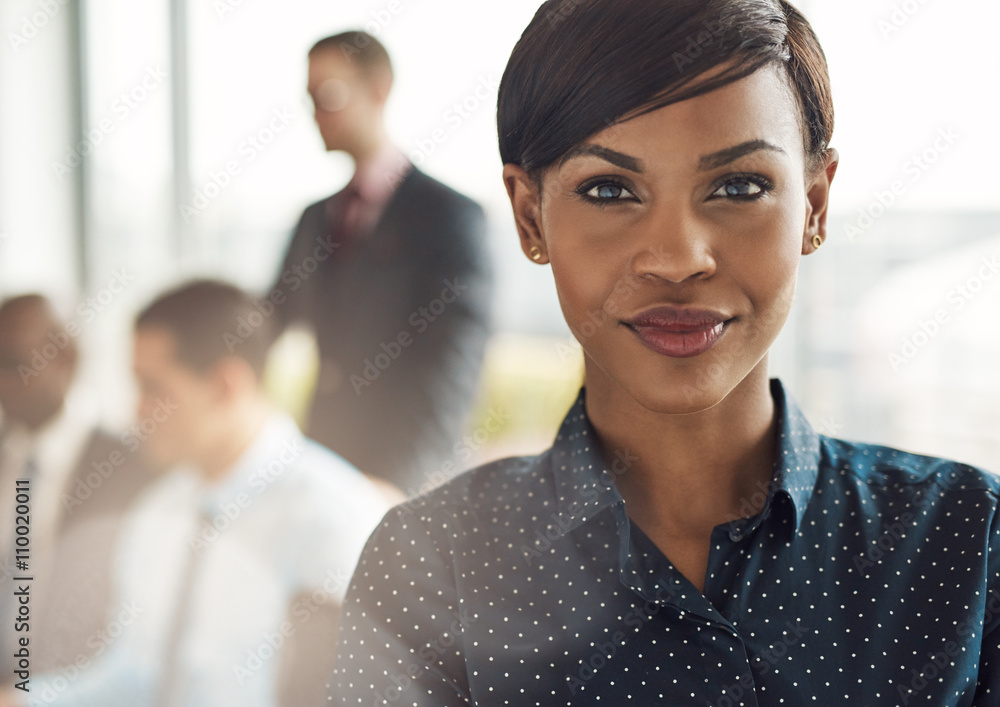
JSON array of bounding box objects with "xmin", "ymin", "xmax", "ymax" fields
[
  {"xmin": 582, "ymin": 182, "xmax": 636, "ymax": 202},
  {"xmin": 711, "ymin": 177, "xmax": 769, "ymax": 200}
]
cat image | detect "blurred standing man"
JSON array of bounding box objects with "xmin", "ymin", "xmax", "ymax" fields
[
  {"xmin": 273, "ymin": 31, "xmax": 494, "ymax": 495},
  {"xmin": 0, "ymin": 295, "xmax": 153, "ymax": 679}
]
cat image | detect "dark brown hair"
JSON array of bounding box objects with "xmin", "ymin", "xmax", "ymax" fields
[
  {"xmin": 497, "ymin": 0, "xmax": 833, "ymax": 178},
  {"xmin": 136, "ymin": 280, "xmax": 276, "ymax": 379}
]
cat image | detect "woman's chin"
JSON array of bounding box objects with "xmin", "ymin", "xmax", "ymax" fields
[{"xmin": 611, "ymin": 371, "xmax": 737, "ymax": 417}]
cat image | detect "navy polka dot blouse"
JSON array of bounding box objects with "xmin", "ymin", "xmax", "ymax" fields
[{"xmin": 330, "ymin": 378, "xmax": 1000, "ymax": 706}]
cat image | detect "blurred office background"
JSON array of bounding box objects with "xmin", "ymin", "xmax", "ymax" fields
[{"xmin": 1, "ymin": 0, "xmax": 998, "ymax": 475}]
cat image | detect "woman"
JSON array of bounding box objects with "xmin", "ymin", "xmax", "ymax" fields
[{"xmin": 331, "ymin": 1, "xmax": 1000, "ymax": 704}]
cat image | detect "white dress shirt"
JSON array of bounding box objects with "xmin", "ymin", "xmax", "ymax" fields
[{"xmin": 26, "ymin": 411, "xmax": 391, "ymax": 706}]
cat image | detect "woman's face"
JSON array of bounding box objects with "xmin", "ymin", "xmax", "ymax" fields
[{"xmin": 504, "ymin": 65, "xmax": 838, "ymax": 414}]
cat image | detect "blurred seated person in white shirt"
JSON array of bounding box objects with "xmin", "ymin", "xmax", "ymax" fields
[{"xmin": 1, "ymin": 280, "xmax": 393, "ymax": 707}]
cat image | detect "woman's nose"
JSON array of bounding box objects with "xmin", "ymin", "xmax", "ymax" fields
[{"xmin": 629, "ymin": 206, "xmax": 718, "ymax": 284}]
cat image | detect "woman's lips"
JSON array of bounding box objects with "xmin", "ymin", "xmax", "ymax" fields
[{"xmin": 623, "ymin": 306, "xmax": 733, "ymax": 359}]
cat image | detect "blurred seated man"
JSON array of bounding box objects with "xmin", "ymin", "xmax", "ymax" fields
[
  {"xmin": 0, "ymin": 295, "xmax": 154, "ymax": 681},
  {"xmin": 1, "ymin": 281, "xmax": 392, "ymax": 706}
]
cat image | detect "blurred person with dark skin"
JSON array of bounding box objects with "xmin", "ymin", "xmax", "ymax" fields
[
  {"xmin": 0, "ymin": 281, "xmax": 390, "ymax": 706},
  {"xmin": 0, "ymin": 295, "xmax": 153, "ymax": 685},
  {"xmin": 272, "ymin": 31, "xmax": 494, "ymax": 496},
  {"xmin": 330, "ymin": 1, "xmax": 1000, "ymax": 704}
]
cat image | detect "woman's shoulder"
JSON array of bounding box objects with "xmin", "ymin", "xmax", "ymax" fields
[
  {"xmin": 819, "ymin": 434, "xmax": 1000, "ymax": 498},
  {"xmin": 382, "ymin": 449, "xmax": 558, "ymax": 525}
]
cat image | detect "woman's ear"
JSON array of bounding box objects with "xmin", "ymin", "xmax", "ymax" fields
[
  {"xmin": 802, "ymin": 147, "xmax": 840, "ymax": 254},
  {"xmin": 502, "ymin": 163, "xmax": 549, "ymax": 264}
]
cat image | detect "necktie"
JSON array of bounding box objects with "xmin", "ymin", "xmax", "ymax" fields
[
  {"xmin": 153, "ymin": 509, "xmax": 210, "ymax": 707},
  {"xmin": 323, "ymin": 182, "xmax": 367, "ymax": 257}
]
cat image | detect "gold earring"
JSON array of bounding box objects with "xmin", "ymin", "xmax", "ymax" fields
[
  {"xmin": 529, "ymin": 246, "xmax": 544, "ymax": 262},
  {"xmin": 812, "ymin": 234, "xmax": 823, "ymax": 249}
]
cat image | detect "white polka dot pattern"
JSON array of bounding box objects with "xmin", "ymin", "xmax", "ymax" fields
[{"xmin": 328, "ymin": 379, "xmax": 1000, "ymax": 706}]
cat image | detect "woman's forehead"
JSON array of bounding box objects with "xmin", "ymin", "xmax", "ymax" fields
[{"xmin": 558, "ymin": 67, "xmax": 806, "ymax": 171}]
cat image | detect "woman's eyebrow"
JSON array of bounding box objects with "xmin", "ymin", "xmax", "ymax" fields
[
  {"xmin": 698, "ymin": 139, "xmax": 786, "ymax": 170},
  {"xmin": 559, "ymin": 144, "xmax": 644, "ymax": 173},
  {"xmin": 559, "ymin": 139, "xmax": 785, "ymax": 173}
]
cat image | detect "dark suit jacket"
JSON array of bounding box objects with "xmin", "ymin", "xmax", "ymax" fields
[
  {"xmin": 274, "ymin": 167, "xmax": 494, "ymax": 492},
  {"xmin": 7, "ymin": 429, "xmax": 156, "ymax": 673}
]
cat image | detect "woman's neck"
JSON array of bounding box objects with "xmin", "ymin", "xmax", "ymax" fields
[{"xmin": 584, "ymin": 362, "xmax": 778, "ymax": 539}]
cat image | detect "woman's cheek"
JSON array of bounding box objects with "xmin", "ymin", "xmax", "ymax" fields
[
  {"xmin": 551, "ymin": 260, "xmax": 603, "ymax": 331},
  {"xmin": 551, "ymin": 275, "xmax": 626, "ymax": 365}
]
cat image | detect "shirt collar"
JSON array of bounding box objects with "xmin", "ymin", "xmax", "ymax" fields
[
  {"xmin": 545, "ymin": 393, "xmax": 624, "ymax": 538},
  {"xmin": 0, "ymin": 386, "xmax": 96, "ymax": 482},
  {"xmin": 196, "ymin": 411, "xmax": 306, "ymax": 516},
  {"xmin": 764, "ymin": 377, "xmax": 822, "ymax": 535},
  {"xmin": 549, "ymin": 378, "xmax": 822, "ymax": 540},
  {"xmin": 345, "ymin": 142, "xmax": 411, "ymax": 206}
]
